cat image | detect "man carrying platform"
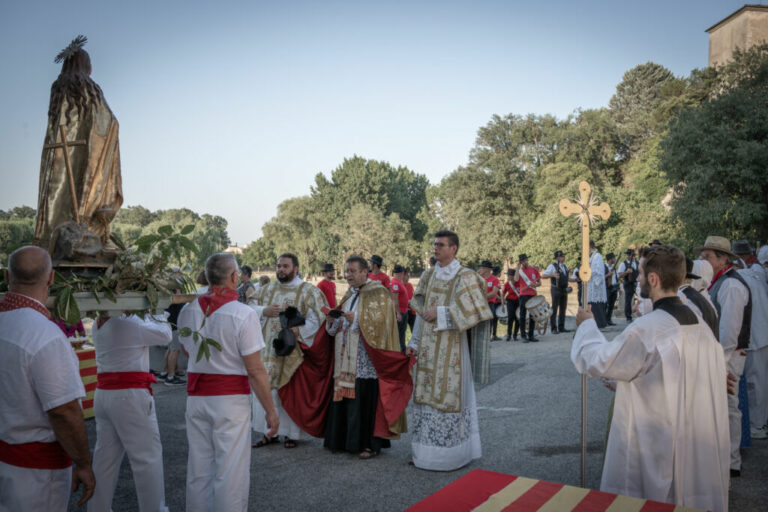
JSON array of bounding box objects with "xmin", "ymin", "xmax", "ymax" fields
[
  {"xmin": 179, "ymin": 253, "xmax": 277, "ymax": 512},
  {"xmin": 0, "ymin": 246, "xmax": 94, "ymax": 510}
]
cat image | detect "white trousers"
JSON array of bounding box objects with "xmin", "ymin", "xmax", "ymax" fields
[
  {"xmin": 726, "ymin": 350, "xmax": 747, "ymax": 470},
  {"xmin": 746, "ymin": 346, "xmax": 768, "ymax": 429},
  {"xmin": 0, "ymin": 460, "xmax": 70, "ymax": 512},
  {"xmin": 88, "ymin": 388, "xmax": 168, "ymax": 512},
  {"xmin": 186, "ymin": 395, "xmax": 251, "ymax": 512}
]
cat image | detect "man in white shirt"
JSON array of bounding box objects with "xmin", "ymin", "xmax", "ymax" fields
[
  {"xmin": 541, "ymin": 250, "xmax": 572, "ymax": 334},
  {"xmin": 88, "ymin": 314, "xmax": 173, "ymax": 512},
  {"xmin": 572, "ymin": 245, "xmax": 729, "ymax": 512},
  {"xmin": 0, "ymin": 246, "xmax": 94, "ymax": 511},
  {"xmin": 178, "ymin": 253, "xmax": 278, "ymax": 512},
  {"xmin": 697, "ymin": 235, "xmax": 752, "ymax": 477},
  {"xmin": 617, "ymin": 249, "xmax": 639, "ymax": 322}
]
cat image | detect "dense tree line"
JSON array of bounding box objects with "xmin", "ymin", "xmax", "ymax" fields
[
  {"xmin": 0, "ymin": 205, "xmax": 231, "ymax": 270},
  {"xmin": 245, "ymin": 45, "xmax": 768, "ymax": 272}
]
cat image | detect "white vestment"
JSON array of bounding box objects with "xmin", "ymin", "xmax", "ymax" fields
[
  {"xmin": 738, "ymin": 266, "xmax": 768, "ymax": 429},
  {"xmin": 588, "ymin": 251, "xmax": 607, "ymax": 303},
  {"xmin": 572, "ymin": 305, "xmax": 729, "ymax": 512},
  {"xmin": 0, "ymin": 303, "xmax": 85, "ymax": 512},
  {"xmin": 89, "ymin": 315, "xmax": 172, "ymax": 512},
  {"xmin": 408, "ymin": 259, "xmax": 482, "ymax": 471},
  {"xmin": 178, "ymin": 298, "xmax": 264, "ymax": 512},
  {"xmin": 249, "ymin": 276, "xmax": 321, "ymax": 440}
]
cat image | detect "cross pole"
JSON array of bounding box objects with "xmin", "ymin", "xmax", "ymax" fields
[
  {"xmin": 43, "ymin": 121, "xmax": 86, "ymax": 224},
  {"xmin": 558, "ymin": 181, "xmax": 610, "ymax": 488}
]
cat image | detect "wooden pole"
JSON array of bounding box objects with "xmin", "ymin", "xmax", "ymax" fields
[{"xmin": 58, "ymin": 123, "xmax": 81, "ymax": 224}]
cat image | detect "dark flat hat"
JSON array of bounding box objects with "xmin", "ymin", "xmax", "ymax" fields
[
  {"xmin": 650, "ymin": 239, "xmax": 662, "ymax": 245},
  {"xmin": 507, "ymin": 268, "xmax": 515, "ymax": 275},
  {"xmin": 606, "ymin": 252, "xmax": 616, "ymax": 260},
  {"xmin": 518, "ymin": 254, "xmax": 529, "ymax": 262},
  {"xmin": 322, "ymin": 263, "xmax": 335, "ymax": 272},
  {"xmin": 369, "ymin": 255, "xmax": 383, "ymax": 266},
  {"xmin": 685, "ymin": 257, "xmax": 700, "ymax": 280},
  {"xmin": 625, "ymin": 248, "xmax": 635, "ymax": 255},
  {"xmin": 392, "ymin": 264, "xmax": 406, "ymax": 273},
  {"xmin": 553, "ymin": 250, "xmax": 564, "ymax": 258},
  {"xmin": 732, "ymin": 239, "xmax": 753, "ymax": 255},
  {"xmin": 479, "ymin": 260, "xmax": 493, "ymax": 268}
]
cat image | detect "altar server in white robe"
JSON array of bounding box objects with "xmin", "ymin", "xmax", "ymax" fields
[
  {"xmin": 179, "ymin": 253, "xmax": 278, "ymax": 512},
  {"xmin": 572, "ymin": 245, "xmax": 729, "ymax": 512},
  {"xmin": 0, "ymin": 246, "xmax": 94, "ymax": 511},
  {"xmin": 89, "ymin": 313, "xmax": 172, "ymax": 512},
  {"xmin": 587, "ymin": 240, "xmax": 608, "ymax": 328}
]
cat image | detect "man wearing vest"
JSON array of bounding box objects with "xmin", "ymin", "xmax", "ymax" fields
[
  {"xmin": 542, "ymin": 250, "xmax": 571, "ymax": 334},
  {"xmin": 89, "ymin": 313, "xmax": 173, "ymax": 512},
  {"xmin": 0, "ymin": 246, "xmax": 94, "ymax": 510},
  {"xmin": 179, "ymin": 253, "xmax": 278, "ymax": 512},
  {"xmin": 697, "ymin": 236, "xmax": 752, "ymax": 478},
  {"xmin": 618, "ymin": 249, "xmax": 639, "ymax": 323}
]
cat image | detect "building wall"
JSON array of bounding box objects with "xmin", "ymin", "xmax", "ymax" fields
[{"xmin": 708, "ymin": 7, "xmax": 768, "ymax": 67}]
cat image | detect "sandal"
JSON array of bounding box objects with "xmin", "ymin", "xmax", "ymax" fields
[
  {"xmin": 252, "ymin": 435, "xmax": 278, "ymax": 448},
  {"xmin": 359, "ymin": 448, "xmax": 380, "ymax": 460},
  {"xmin": 284, "ymin": 438, "xmax": 297, "ymax": 449}
]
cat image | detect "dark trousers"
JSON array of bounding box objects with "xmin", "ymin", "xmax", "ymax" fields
[
  {"xmin": 518, "ymin": 295, "xmax": 536, "ymax": 338},
  {"xmin": 407, "ymin": 309, "xmax": 415, "ymax": 332},
  {"xmin": 488, "ymin": 302, "xmax": 498, "ymax": 337},
  {"xmin": 506, "ymin": 299, "xmax": 520, "ymax": 338},
  {"xmin": 606, "ymin": 286, "xmax": 619, "ymax": 322},
  {"xmin": 623, "ymin": 284, "xmax": 635, "ymax": 320},
  {"xmin": 590, "ymin": 301, "xmax": 608, "ymax": 328},
  {"xmin": 550, "ymin": 287, "xmax": 568, "ymax": 331},
  {"xmin": 323, "ymin": 378, "xmax": 390, "ymax": 454},
  {"xmin": 396, "ymin": 311, "xmax": 408, "ymax": 352},
  {"xmin": 577, "ymin": 282, "xmax": 583, "ymax": 307}
]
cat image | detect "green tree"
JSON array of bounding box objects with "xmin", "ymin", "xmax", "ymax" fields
[
  {"xmin": 241, "ymin": 237, "xmax": 277, "ymax": 269},
  {"xmin": 660, "ymin": 74, "xmax": 768, "ymax": 244}
]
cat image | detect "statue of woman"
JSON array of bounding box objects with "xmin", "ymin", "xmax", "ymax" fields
[{"xmin": 34, "ymin": 35, "xmax": 122, "ymax": 259}]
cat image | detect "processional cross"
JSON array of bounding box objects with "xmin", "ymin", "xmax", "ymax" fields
[
  {"xmin": 43, "ymin": 121, "xmax": 86, "ymax": 223},
  {"xmin": 558, "ymin": 181, "xmax": 610, "ymax": 488}
]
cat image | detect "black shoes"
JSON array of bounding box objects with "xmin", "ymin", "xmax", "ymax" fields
[
  {"xmin": 730, "ymin": 469, "xmax": 741, "ymax": 478},
  {"xmin": 528, "ymin": 337, "xmax": 539, "ymax": 342},
  {"xmin": 560, "ymin": 328, "xmax": 572, "ymax": 333}
]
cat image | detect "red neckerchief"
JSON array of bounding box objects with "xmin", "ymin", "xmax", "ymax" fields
[
  {"xmin": 708, "ymin": 265, "xmax": 732, "ymax": 291},
  {"xmin": 743, "ymin": 255, "xmax": 759, "ymax": 266},
  {"xmin": 198, "ymin": 286, "xmax": 239, "ymax": 315},
  {"xmin": 0, "ymin": 292, "xmax": 51, "ymax": 319}
]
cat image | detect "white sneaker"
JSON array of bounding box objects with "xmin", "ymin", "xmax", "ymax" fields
[{"xmin": 750, "ymin": 426, "xmax": 768, "ymax": 439}]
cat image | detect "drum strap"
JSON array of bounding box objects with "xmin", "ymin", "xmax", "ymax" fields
[{"xmin": 519, "ymin": 268, "xmax": 536, "ymax": 291}]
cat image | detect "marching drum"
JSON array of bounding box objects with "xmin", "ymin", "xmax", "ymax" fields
[
  {"xmin": 525, "ymin": 295, "xmax": 552, "ymax": 335},
  {"xmin": 497, "ymin": 302, "xmax": 508, "ymax": 325}
]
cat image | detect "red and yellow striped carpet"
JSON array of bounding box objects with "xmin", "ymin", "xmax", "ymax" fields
[
  {"xmin": 76, "ymin": 347, "xmax": 96, "ymax": 419},
  {"xmin": 406, "ymin": 470, "xmax": 705, "ymax": 512}
]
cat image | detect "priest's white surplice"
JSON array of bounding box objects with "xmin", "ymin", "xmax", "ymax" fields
[{"xmin": 572, "ymin": 310, "xmax": 729, "ymax": 512}]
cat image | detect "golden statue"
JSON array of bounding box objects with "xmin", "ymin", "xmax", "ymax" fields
[{"xmin": 34, "ymin": 35, "xmax": 123, "ymax": 264}]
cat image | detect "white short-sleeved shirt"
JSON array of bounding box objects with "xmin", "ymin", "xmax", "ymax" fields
[
  {"xmin": 93, "ymin": 314, "xmax": 172, "ymax": 373},
  {"xmin": 178, "ymin": 298, "xmax": 264, "ymax": 375},
  {"xmin": 0, "ymin": 308, "xmax": 85, "ymax": 444}
]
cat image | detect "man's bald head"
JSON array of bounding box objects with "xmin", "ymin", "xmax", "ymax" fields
[{"xmin": 7, "ymin": 246, "xmax": 53, "ymax": 287}]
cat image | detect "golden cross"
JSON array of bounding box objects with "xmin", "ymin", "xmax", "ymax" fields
[
  {"xmin": 558, "ymin": 181, "xmax": 610, "ymax": 283},
  {"xmin": 43, "ymin": 121, "xmax": 86, "ymax": 224},
  {"xmin": 558, "ymin": 180, "xmax": 610, "ymax": 489}
]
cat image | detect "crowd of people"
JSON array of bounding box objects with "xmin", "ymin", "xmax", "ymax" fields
[{"xmin": 1, "ymin": 231, "xmax": 767, "ymax": 512}]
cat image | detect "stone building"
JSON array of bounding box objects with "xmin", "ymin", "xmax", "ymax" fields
[{"xmin": 707, "ymin": 4, "xmax": 768, "ymax": 66}]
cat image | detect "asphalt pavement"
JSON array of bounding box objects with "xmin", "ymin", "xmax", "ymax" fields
[{"xmin": 68, "ymin": 317, "xmax": 767, "ymax": 511}]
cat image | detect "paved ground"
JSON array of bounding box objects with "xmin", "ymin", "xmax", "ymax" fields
[{"xmin": 68, "ymin": 316, "xmax": 767, "ymax": 511}]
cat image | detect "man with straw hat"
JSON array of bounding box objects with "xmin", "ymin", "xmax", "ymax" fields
[{"xmin": 697, "ymin": 235, "xmax": 753, "ymax": 477}]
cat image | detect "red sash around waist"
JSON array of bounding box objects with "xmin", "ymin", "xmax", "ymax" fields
[
  {"xmin": 187, "ymin": 373, "xmax": 250, "ymax": 396},
  {"xmin": 97, "ymin": 372, "xmax": 157, "ymax": 395},
  {"xmin": 0, "ymin": 438, "xmax": 72, "ymax": 469}
]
